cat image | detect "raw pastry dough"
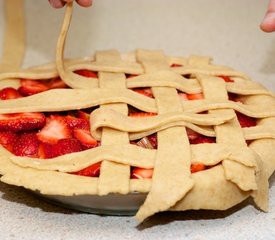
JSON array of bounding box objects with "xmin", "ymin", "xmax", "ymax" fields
[{"xmin": 0, "ymin": 1, "xmax": 274, "ymax": 223}]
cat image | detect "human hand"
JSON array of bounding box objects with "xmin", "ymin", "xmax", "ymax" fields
[
  {"xmin": 261, "ymin": 0, "xmax": 275, "ymax": 32},
  {"xmin": 49, "ymin": 0, "xmax": 92, "ymax": 8}
]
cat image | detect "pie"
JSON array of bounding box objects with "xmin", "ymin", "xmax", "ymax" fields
[{"xmin": 0, "ymin": 1, "xmax": 275, "ymax": 223}]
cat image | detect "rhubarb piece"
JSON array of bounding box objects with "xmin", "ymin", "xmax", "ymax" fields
[{"xmin": 135, "ymin": 137, "xmax": 154, "ymax": 149}]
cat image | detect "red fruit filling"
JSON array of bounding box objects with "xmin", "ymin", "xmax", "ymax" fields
[
  {"xmin": 18, "ymin": 79, "xmax": 50, "ymax": 96},
  {"xmin": 191, "ymin": 163, "xmax": 206, "ymax": 173},
  {"xmin": 170, "ymin": 63, "xmax": 183, "ymax": 68},
  {"xmin": 0, "ymin": 110, "xmax": 98, "ymax": 159},
  {"xmin": 73, "ymin": 129, "xmax": 98, "ymax": 149},
  {"xmin": 127, "ymin": 73, "xmax": 154, "ymax": 98},
  {"xmin": 236, "ymin": 112, "xmax": 257, "ymax": 128},
  {"xmin": 18, "ymin": 77, "xmax": 68, "ymax": 97},
  {"xmin": 126, "ymin": 74, "xmax": 139, "ymax": 78},
  {"xmin": 178, "ymin": 92, "xmax": 204, "ymax": 101},
  {"xmin": 132, "ymin": 88, "xmax": 154, "ymax": 98},
  {"xmin": 0, "ymin": 113, "xmax": 46, "ymax": 132},
  {"xmin": 13, "ymin": 132, "xmax": 40, "ymax": 157},
  {"xmin": 74, "ymin": 69, "xmax": 98, "ymax": 78},
  {"xmin": 0, "ymin": 69, "xmax": 97, "ymax": 98},
  {"xmin": 228, "ymin": 93, "xmax": 243, "ymax": 103},
  {"xmin": 37, "ymin": 115, "xmax": 71, "ymax": 144},
  {"xmin": 72, "ymin": 162, "xmax": 101, "ymax": 177},
  {"xmin": 0, "ymin": 72, "xmax": 256, "ymax": 179},
  {"xmin": 218, "ymin": 75, "xmax": 234, "ymax": 83},
  {"xmin": 0, "ymin": 87, "xmax": 22, "ymax": 100},
  {"xmin": 129, "ymin": 112, "xmax": 157, "ymax": 118},
  {"xmin": 0, "ymin": 131, "xmax": 18, "ymax": 152},
  {"xmin": 131, "ymin": 167, "xmax": 154, "ymax": 179}
]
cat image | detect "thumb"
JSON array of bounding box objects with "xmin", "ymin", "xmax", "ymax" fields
[{"xmin": 260, "ymin": 0, "xmax": 275, "ymax": 32}]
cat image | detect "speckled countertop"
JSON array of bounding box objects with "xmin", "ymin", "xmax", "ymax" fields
[{"xmin": 0, "ymin": 0, "xmax": 275, "ymax": 239}]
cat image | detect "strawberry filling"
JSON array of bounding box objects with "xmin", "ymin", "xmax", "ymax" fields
[
  {"xmin": 0, "ymin": 111, "xmax": 98, "ymax": 158},
  {"xmin": 170, "ymin": 63, "xmax": 183, "ymax": 68},
  {"xmin": 178, "ymin": 92, "xmax": 204, "ymax": 101},
  {"xmin": 0, "ymin": 71, "xmax": 257, "ymax": 179},
  {"xmin": 74, "ymin": 69, "xmax": 98, "ymax": 78},
  {"xmin": 218, "ymin": 75, "xmax": 234, "ymax": 83},
  {"xmin": 0, "ymin": 87, "xmax": 22, "ymax": 100},
  {"xmin": 236, "ymin": 112, "xmax": 257, "ymax": 128}
]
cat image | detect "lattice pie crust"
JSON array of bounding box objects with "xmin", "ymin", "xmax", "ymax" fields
[{"xmin": 0, "ymin": 1, "xmax": 275, "ymax": 222}]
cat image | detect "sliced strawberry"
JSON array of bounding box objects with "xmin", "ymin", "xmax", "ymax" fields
[
  {"xmin": 50, "ymin": 138, "xmax": 83, "ymax": 158},
  {"xmin": 13, "ymin": 132, "xmax": 40, "ymax": 157},
  {"xmin": 37, "ymin": 115, "xmax": 71, "ymax": 144},
  {"xmin": 38, "ymin": 142, "xmax": 53, "ymax": 159},
  {"xmin": 236, "ymin": 112, "xmax": 256, "ymax": 128},
  {"xmin": 129, "ymin": 112, "xmax": 157, "ymax": 117},
  {"xmin": 187, "ymin": 93, "xmax": 204, "ymax": 100},
  {"xmin": 0, "ymin": 113, "xmax": 46, "ymax": 132},
  {"xmin": 178, "ymin": 92, "xmax": 188, "ymax": 101},
  {"xmin": 73, "ymin": 162, "xmax": 101, "ymax": 177},
  {"xmin": 147, "ymin": 134, "xmax": 158, "ymax": 149},
  {"xmin": 132, "ymin": 88, "xmax": 153, "ymax": 98},
  {"xmin": 171, "ymin": 63, "xmax": 183, "ymax": 67},
  {"xmin": 0, "ymin": 131, "xmax": 17, "ymax": 151},
  {"xmin": 186, "ymin": 128, "xmax": 200, "ymax": 141},
  {"xmin": 65, "ymin": 115, "xmax": 90, "ymax": 130},
  {"xmin": 76, "ymin": 110, "xmax": 90, "ymax": 120},
  {"xmin": 74, "ymin": 69, "xmax": 98, "ymax": 78},
  {"xmin": 218, "ymin": 75, "xmax": 234, "ymax": 83},
  {"xmin": 189, "ymin": 136, "xmax": 216, "ymax": 144},
  {"xmin": 18, "ymin": 79, "xmax": 49, "ymax": 96},
  {"xmin": 47, "ymin": 77, "xmax": 67, "ymax": 89},
  {"xmin": 191, "ymin": 163, "xmax": 206, "ymax": 173},
  {"xmin": 0, "ymin": 87, "xmax": 22, "ymax": 100},
  {"xmin": 73, "ymin": 129, "xmax": 98, "ymax": 149},
  {"xmin": 131, "ymin": 168, "xmax": 154, "ymax": 179}
]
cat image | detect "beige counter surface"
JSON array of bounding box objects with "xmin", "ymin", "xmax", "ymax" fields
[{"xmin": 0, "ymin": 0, "xmax": 275, "ymax": 239}]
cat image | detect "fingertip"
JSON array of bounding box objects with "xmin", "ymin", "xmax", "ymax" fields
[
  {"xmin": 49, "ymin": 0, "xmax": 66, "ymax": 8},
  {"xmin": 260, "ymin": 13, "xmax": 275, "ymax": 32},
  {"xmin": 76, "ymin": 0, "xmax": 93, "ymax": 7}
]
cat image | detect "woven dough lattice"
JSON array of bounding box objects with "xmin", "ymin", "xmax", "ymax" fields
[{"xmin": 0, "ymin": 2, "xmax": 275, "ymax": 222}]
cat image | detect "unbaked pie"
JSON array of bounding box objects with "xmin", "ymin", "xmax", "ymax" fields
[{"xmin": 0, "ymin": 1, "xmax": 275, "ymax": 222}]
